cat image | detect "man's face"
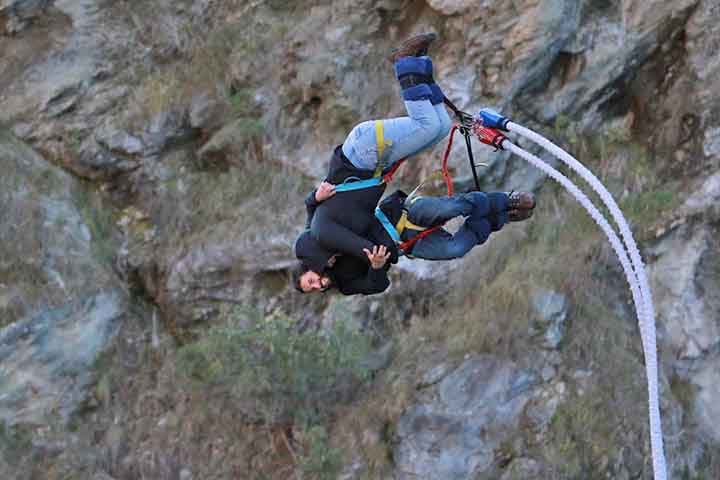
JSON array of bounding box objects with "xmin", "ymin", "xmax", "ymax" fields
[{"xmin": 299, "ymin": 270, "xmax": 331, "ymax": 293}]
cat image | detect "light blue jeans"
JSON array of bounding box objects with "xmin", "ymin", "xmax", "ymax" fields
[
  {"xmin": 406, "ymin": 192, "xmax": 509, "ymax": 260},
  {"xmin": 341, "ymin": 99, "xmax": 452, "ymax": 171}
]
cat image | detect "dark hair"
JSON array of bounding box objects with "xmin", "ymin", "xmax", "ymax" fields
[{"xmin": 291, "ymin": 262, "xmax": 313, "ymax": 293}]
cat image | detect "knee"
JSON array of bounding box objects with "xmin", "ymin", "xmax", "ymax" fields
[
  {"xmin": 408, "ymin": 108, "xmax": 444, "ymax": 138},
  {"xmin": 487, "ymin": 192, "xmax": 509, "ymax": 214},
  {"xmin": 467, "ymin": 192, "xmax": 490, "ymax": 217},
  {"xmin": 433, "ymin": 106, "xmax": 452, "ymax": 139},
  {"xmin": 425, "ymin": 115, "xmax": 445, "ymax": 139}
]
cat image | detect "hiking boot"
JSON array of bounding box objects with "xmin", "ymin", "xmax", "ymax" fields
[
  {"xmin": 508, "ymin": 208, "xmax": 534, "ymax": 222},
  {"xmin": 389, "ymin": 33, "xmax": 437, "ymax": 62},
  {"xmin": 507, "ymin": 191, "xmax": 535, "ymax": 211}
]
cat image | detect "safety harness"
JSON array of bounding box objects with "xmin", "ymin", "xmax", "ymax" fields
[
  {"xmin": 334, "ymin": 120, "xmax": 404, "ymax": 193},
  {"xmin": 334, "ymin": 97, "xmax": 499, "ymax": 255}
]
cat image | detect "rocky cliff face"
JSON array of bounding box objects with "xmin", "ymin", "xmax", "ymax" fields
[{"xmin": 1, "ymin": 0, "xmax": 719, "ymax": 478}]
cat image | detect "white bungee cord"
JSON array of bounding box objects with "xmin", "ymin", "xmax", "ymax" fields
[{"xmin": 473, "ymin": 109, "xmax": 667, "ymax": 480}]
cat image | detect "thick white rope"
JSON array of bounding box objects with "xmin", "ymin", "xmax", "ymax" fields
[
  {"xmin": 506, "ymin": 123, "xmax": 666, "ymax": 479},
  {"xmin": 504, "ymin": 135, "xmax": 667, "ymax": 480}
]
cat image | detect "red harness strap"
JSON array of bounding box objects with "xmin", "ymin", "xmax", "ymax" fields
[
  {"xmin": 381, "ymin": 158, "xmax": 405, "ymax": 183},
  {"xmin": 398, "ymin": 124, "xmax": 459, "ymax": 253}
]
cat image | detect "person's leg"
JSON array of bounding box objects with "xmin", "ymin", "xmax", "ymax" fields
[
  {"xmin": 409, "ymin": 218, "xmax": 492, "ymax": 260},
  {"xmin": 342, "ymin": 57, "xmax": 451, "ymax": 171},
  {"xmin": 485, "ymin": 192, "xmax": 509, "ymax": 232},
  {"xmin": 405, "ymin": 191, "xmax": 490, "ymax": 227},
  {"xmin": 427, "ymin": 102, "xmax": 453, "ymax": 148},
  {"xmin": 405, "ymin": 196, "xmax": 472, "ymax": 226},
  {"xmin": 407, "ymin": 192, "xmax": 496, "ymax": 260}
]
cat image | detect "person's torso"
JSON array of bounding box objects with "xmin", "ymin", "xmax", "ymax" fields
[{"xmin": 319, "ymin": 145, "xmax": 388, "ymax": 233}]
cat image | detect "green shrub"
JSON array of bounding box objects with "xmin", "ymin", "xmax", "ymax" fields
[
  {"xmin": 177, "ymin": 308, "xmax": 372, "ymax": 426},
  {"xmin": 299, "ymin": 426, "xmax": 344, "ymax": 480},
  {"xmin": 621, "ymin": 189, "xmax": 677, "ymax": 228},
  {"xmin": 545, "ymin": 393, "xmax": 617, "ymax": 479}
]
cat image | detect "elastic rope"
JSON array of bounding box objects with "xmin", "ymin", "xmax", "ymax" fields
[
  {"xmin": 507, "ymin": 123, "xmax": 666, "ymax": 480},
  {"xmin": 505, "ymin": 138, "xmax": 667, "ymax": 480}
]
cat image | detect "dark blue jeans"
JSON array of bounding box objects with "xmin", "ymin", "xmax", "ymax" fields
[{"xmin": 405, "ymin": 192, "xmax": 508, "ymax": 260}]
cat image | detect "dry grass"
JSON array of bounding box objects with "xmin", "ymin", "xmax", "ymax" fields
[{"xmin": 124, "ymin": 4, "xmax": 290, "ymax": 129}]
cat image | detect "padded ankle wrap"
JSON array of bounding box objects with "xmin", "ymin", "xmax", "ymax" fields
[
  {"xmin": 399, "ymin": 74, "xmax": 433, "ymax": 90},
  {"xmin": 394, "ymin": 56, "xmax": 434, "ymax": 79},
  {"xmin": 428, "ymin": 83, "xmax": 445, "ymax": 105},
  {"xmin": 402, "ymin": 84, "xmax": 433, "ymax": 102}
]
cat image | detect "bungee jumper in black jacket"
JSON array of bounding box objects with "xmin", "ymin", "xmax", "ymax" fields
[{"xmin": 294, "ymin": 184, "xmax": 535, "ymax": 294}]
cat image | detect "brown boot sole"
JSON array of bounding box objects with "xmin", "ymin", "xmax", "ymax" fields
[
  {"xmin": 507, "ymin": 192, "xmax": 536, "ymax": 211},
  {"xmin": 389, "ymin": 33, "xmax": 437, "ymax": 62},
  {"xmin": 508, "ymin": 208, "xmax": 534, "ymax": 222}
]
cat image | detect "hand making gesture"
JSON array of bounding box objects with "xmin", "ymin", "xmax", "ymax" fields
[{"xmin": 363, "ymin": 245, "xmax": 391, "ymax": 270}]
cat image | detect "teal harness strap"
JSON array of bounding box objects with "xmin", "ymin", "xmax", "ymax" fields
[
  {"xmin": 335, "ymin": 177, "xmax": 384, "ymax": 192},
  {"xmin": 374, "ymin": 208, "xmax": 401, "ymax": 243}
]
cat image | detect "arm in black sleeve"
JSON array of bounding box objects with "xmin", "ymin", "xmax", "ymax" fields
[
  {"xmin": 336, "ymin": 265, "xmax": 391, "ymax": 295},
  {"xmin": 304, "ymin": 190, "xmax": 319, "ymax": 230},
  {"xmin": 367, "ymin": 218, "xmax": 400, "ymax": 264},
  {"xmin": 310, "ymin": 211, "xmax": 375, "ymax": 261}
]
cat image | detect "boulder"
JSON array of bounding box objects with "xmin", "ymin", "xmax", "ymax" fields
[
  {"xmin": 648, "ymin": 224, "xmax": 720, "ymax": 358},
  {"xmin": 394, "ymin": 355, "xmax": 537, "ymax": 479},
  {"xmin": 0, "ymin": 130, "xmax": 128, "ymax": 425},
  {"xmin": 529, "ymin": 289, "xmax": 568, "ymax": 349}
]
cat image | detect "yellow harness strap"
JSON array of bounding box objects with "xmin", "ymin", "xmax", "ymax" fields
[
  {"xmin": 374, "ymin": 120, "xmax": 392, "ymax": 178},
  {"xmin": 395, "ymin": 210, "xmax": 426, "ymax": 236}
]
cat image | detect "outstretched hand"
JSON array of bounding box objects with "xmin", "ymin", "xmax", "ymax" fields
[
  {"xmin": 315, "ymin": 181, "xmax": 336, "ymax": 202},
  {"xmin": 363, "ymin": 245, "xmax": 391, "ymax": 270}
]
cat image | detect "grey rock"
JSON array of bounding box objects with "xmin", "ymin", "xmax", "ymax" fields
[
  {"xmin": 419, "ymin": 362, "xmax": 454, "ymax": 389},
  {"xmin": 541, "ymin": 365, "xmax": 556, "ymax": 382},
  {"xmin": 692, "ymin": 357, "xmax": 720, "ymax": 442},
  {"xmin": 141, "ymin": 109, "xmax": 193, "ymax": 156},
  {"xmin": 649, "ymin": 225, "xmax": 720, "ymax": 358},
  {"xmin": 704, "ymin": 126, "xmax": 720, "ymax": 157},
  {"xmin": 0, "ymin": 292, "xmax": 126, "ymax": 425},
  {"xmin": 0, "ymin": 0, "xmax": 50, "ymax": 34},
  {"xmin": 95, "ymin": 121, "xmax": 144, "ymax": 156},
  {"xmin": 529, "ymin": 289, "xmax": 568, "ymax": 349},
  {"xmin": 680, "ymin": 171, "xmax": 720, "ymax": 220},
  {"xmin": 0, "ymin": 130, "xmax": 127, "ymax": 426},
  {"xmin": 426, "ymin": 0, "xmax": 473, "ymax": 16},
  {"xmin": 395, "ymin": 355, "xmax": 537, "ymax": 479},
  {"xmin": 189, "ymin": 92, "xmax": 225, "ymax": 130},
  {"xmin": 161, "ymin": 230, "xmax": 296, "ymax": 323}
]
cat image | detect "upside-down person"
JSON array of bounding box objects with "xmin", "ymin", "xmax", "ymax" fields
[
  {"xmin": 292, "ymin": 33, "xmax": 536, "ymax": 295},
  {"xmin": 294, "ymin": 184, "xmax": 534, "ymax": 295}
]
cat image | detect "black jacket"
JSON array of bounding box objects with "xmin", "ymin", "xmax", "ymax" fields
[
  {"xmin": 329, "ymin": 255, "xmax": 391, "ymax": 295},
  {"xmin": 297, "ymin": 145, "xmax": 400, "ymax": 295},
  {"xmin": 306, "ymin": 145, "xmax": 399, "ymax": 263},
  {"xmin": 294, "ymin": 230, "xmax": 390, "ymax": 295}
]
